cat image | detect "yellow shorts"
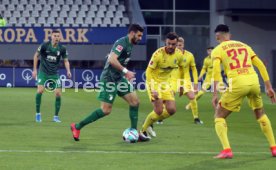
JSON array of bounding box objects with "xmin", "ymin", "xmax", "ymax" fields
[
  {"xmin": 219, "ymin": 83, "xmax": 263, "ymax": 112},
  {"xmin": 147, "ymin": 82, "xmax": 175, "ymax": 101}
]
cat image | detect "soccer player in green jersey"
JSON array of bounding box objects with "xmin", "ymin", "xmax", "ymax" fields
[
  {"xmin": 70, "ymin": 24, "xmax": 150, "ymax": 142},
  {"xmin": 32, "ymin": 30, "xmax": 71, "ymax": 123}
]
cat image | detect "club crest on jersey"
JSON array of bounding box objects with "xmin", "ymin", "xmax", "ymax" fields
[
  {"xmin": 116, "ymin": 45, "xmax": 123, "ymax": 52},
  {"xmin": 174, "ymin": 59, "xmax": 177, "ymax": 64}
]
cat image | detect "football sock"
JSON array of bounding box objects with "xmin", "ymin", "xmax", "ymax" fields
[
  {"xmin": 129, "ymin": 106, "xmax": 139, "ymax": 129},
  {"xmin": 159, "ymin": 109, "xmax": 171, "ymax": 121},
  {"xmin": 195, "ymin": 90, "xmax": 205, "ymax": 100},
  {"xmin": 190, "ymin": 99, "xmax": 199, "ymax": 119},
  {"xmin": 55, "ymin": 96, "xmax": 61, "ymax": 116},
  {"xmin": 215, "ymin": 118, "xmax": 231, "ymax": 149},
  {"xmin": 35, "ymin": 93, "xmax": 42, "ymax": 113},
  {"xmin": 258, "ymin": 114, "xmax": 276, "ymax": 147},
  {"xmin": 75, "ymin": 108, "xmax": 105, "ymax": 130},
  {"xmin": 186, "ymin": 91, "xmax": 205, "ymax": 109},
  {"xmin": 141, "ymin": 111, "xmax": 160, "ymax": 132}
]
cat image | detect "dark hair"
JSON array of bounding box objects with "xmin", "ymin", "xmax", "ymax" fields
[
  {"xmin": 214, "ymin": 24, "xmax": 230, "ymax": 33},
  {"xmin": 52, "ymin": 29, "xmax": 60, "ymax": 34},
  {"xmin": 207, "ymin": 46, "xmax": 214, "ymax": 50},
  {"xmin": 128, "ymin": 24, "xmax": 144, "ymax": 33},
  {"xmin": 166, "ymin": 32, "xmax": 179, "ymax": 40}
]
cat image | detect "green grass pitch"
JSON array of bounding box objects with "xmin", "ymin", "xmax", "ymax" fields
[{"xmin": 0, "ymin": 88, "xmax": 275, "ymax": 170}]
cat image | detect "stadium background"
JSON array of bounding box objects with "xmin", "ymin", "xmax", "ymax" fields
[{"xmin": 0, "ymin": 0, "xmax": 276, "ymax": 88}]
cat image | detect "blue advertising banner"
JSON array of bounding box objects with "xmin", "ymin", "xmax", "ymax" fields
[
  {"xmin": 0, "ymin": 68, "xmax": 13, "ymax": 87},
  {"xmin": 14, "ymin": 68, "xmax": 36, "ymax": 87},
  {"xmin": 0, "ymin": 68, "xmax": 146, "ymax": 89},
  {"xmin": 0, "ymin": 27, "xmax": 146, "ymax": 44}
]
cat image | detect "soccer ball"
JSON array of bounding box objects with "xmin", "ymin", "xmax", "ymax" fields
[{"xmin": 122, "ymin": 128, "xmax": 139, "ymax": 143}]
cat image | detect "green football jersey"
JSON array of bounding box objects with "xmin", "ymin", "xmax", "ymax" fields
[
  {"xmin": 100, "ymin": 36, "xmax": 133, "ymax": 82},
  {"xmin": 37, "ymin": 41, "xmax": 68, "ymax": 75}
]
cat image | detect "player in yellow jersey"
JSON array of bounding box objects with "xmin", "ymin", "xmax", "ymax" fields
[
  {"xmin": 185, "ymin": 47, "xmax": 214, "ymax": 110},
  {"xmin": 185, "ymin": 47, "xmax": 225, "ymax": 110},
  {"xmin": 139, "ymin": 32, "xmax": 184, "ymax": 139},
  {"xmin": 211, "ymin": 24, "xmax": 276, "ymax": 159},
  {"xmin": 176, "ymin": 37, "xmax": 203, "ymax": 124}
]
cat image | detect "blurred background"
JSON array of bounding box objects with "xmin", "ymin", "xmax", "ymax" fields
[{"xmin": 0, "ymin": 0, "xmax": 276, "ymax": 88}]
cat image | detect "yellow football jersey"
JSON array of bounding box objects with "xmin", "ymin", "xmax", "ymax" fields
[
  {"xmin": 199, "ymin": 55, "xmax": 213, "ymax": 78},
  {"xmin": 147, "ymin": 47, "xmax": 184, "ymax": 82},
  {"xmin": 211, "ymin": 40, "xmax": 258, "ymax": 85},
  {"xmin": 182, "ymin": 50, "xmax": 196, "ymax": 81}
]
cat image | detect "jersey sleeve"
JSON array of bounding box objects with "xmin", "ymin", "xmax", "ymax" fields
[
  {"xmin": 199, "ymin": 58, "xmax": 207, "ymax": 78},
  {"xmin": 247, "ymin": 46, "xmax": 257, "ymax": 59},
  {"xmin": 148, "ymin": 50, "xmax": 160, "ymax": 69},
  {"xmin": 189, "ymin": 54, "xmax": 196, "ymax": 67},
  {"xmin": 211, "ymin": 47, "xmax": 221, "ymax": 61},
  {"xmin": 37, "ymin": 43, "xmax": 45, "ymax": 55},
  {"xmin": 61, "ymin": 47, "xmax": 68, "ymax": 59},
  {"xmin": 112, "ymin": 40, "xmax": 126, "ymax": 56}
]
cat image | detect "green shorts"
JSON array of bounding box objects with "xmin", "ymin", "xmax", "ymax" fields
[
  {"xmin": 37, "ymin": 71, "xmax": 61, "ymax": 89},
  {"xmin": 97, "ymin": 78, "xmax": 134, "ymax": 104}
]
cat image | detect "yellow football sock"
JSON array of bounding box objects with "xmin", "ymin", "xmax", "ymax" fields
[
  {"xmin": 195, "ymin": 90, "xmax": 205, "ymax": 100},
  {"xmin": 159, "ymin": 109, "xmax": 171, "ymax": 121},
  {"xmin": 141, "ymin": 111, "xmax": 160, "ymax": 132},
  {"xmin": 190, "ymin": 99, "xmax": 198, "ymax": 119},
  {"xmin": 215, "ymin": 118, "xmax": 231, "ymax": 149},
  {"xmin": 258, "ymin": 114, "xmax": 276, "ymax": 147}
]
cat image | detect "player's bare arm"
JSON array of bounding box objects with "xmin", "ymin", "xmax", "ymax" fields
[
  {"xmin": 108, "ymin": 52, "xmax": 135, "ymax": 80},
  {"xmin": 64, "ymin": 59, "xmax": 72, "ymax": 79},
  {"xmin": 32, "ymin": 51, "xmax": 40, "ymax": 79}
]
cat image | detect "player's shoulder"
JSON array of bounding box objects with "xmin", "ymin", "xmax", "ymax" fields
[
  {"xmin": 153, "ymin": 47, "xmax": 165, "ymax": 57},
  {"xmin": 114, "ymin": 36, "xmax": 127, "ymax": 45},
  {"xmin": 184, "ymin": 50, "xmax": 194, "ymax": 58}
]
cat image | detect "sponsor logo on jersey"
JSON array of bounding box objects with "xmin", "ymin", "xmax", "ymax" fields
[
  {"xmin": 116, "ymin": 45, "xmax": 123, "ymax": 52},
  {"xmin": 47, "ymin": 55, "xmax": 57, "ymax": 62}
]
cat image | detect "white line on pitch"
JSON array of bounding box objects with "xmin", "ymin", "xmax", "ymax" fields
[{"xmin": 0, "ymin": 150, "xmax": 270, "ymax": 155}]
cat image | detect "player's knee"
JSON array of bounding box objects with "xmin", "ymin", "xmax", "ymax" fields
[
  {"xmin": 167, "ymin": 108, "xmax": 176, "ymax": 115},
  {"xmin": 130, "ymin": 99, "xmax": 139, "ymax": 107},
  {"xmin": 101, "ymin": 105, "xmax": 112, "ymax": 115},
  {"xmin": 154, "ymin": 108, "xmax": 163, "ymax": 115},
  {"xmin": 37, "ymin": 89, "xmax": 44, "ymax": 94},
  {"xmin": 55, "ymin": 92, "xmax": 61, "ymax": 97}
]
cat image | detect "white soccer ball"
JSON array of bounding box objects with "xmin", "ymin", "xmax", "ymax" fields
[{"xmin": 122, "ymin": 128, "xmax": 139, "ymax": 143}]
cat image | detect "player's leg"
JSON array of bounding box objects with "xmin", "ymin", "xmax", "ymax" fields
[
  {"xmin": 248, "ymin": 84, "xmax": 276, "ymax": 156},
  {"xmin": 70, "ymin": 81, "xmax": 116, "ymax": 141},
  {"xmin": 53, "ymin": 87, "xmax": 62, "ymax": 122},
  {"xmin": 35, "ymin": 72, "xmax": 47, "ymax": 122},
  {"xmin": 214, "ymin": 105, "xmax": 233, "ymax": 159},
  {"xmin": 141, "ymin": 98, "xmax": 163, "ymax": 137},
  {"xmin": 214, "ymin": 86, "xmax": 248, "ymax": 159},
  {"xmin": 71, "ymin": 101, "xmax": 112, "ymax": 141},
  {"xmin": 121, "ymin": 91, "xmax": 140, "ymax": 129},
  {"xmin": 186, "ymin": 90, "xmax": 203, "ymax": 124},
  {"xmin": 35, "ymin": 85, "xmax": 44, "ymax": 122}
]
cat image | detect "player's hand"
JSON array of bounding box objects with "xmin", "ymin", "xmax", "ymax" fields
[
  {"xmin": 179, "ymin": 87, "xmax": 184, "ymax": 97},
  {"xmin": 151, "ymin": 90, "xmax": 159, "ymax": 100},
  {"xmin": 266, "ymin": 87, "xmax": 276, "ymax": 103},
  {"xmin": 125, "ymin": 70, "xmax": 135, "ymax": 81},
  {"xmin": 67, "ymin": 71, "xmax": 72, "ymax": 79},
  {"xmin": 212, "ymin": 94, "xmax": 218, "ymax": 109},
  {"xmin": 32, "ymin": 70, "xmax": 37, "ymax": 79}
]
